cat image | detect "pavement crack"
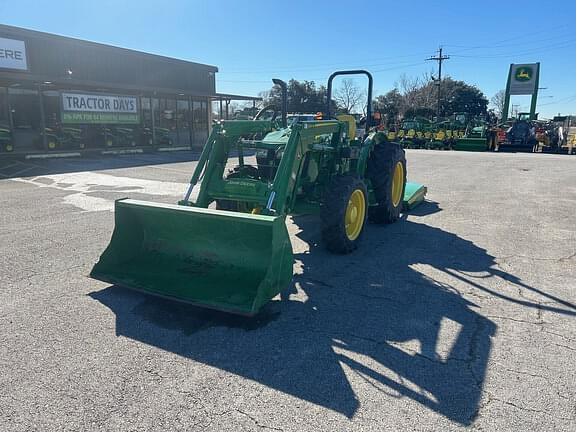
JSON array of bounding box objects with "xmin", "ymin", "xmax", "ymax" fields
[
  {"xmin": 143, "ymin": 368, "xmax": 167, "ymax": 380},
  {"xmin": 497, "ymin": 252, "xmax": 576, "ymax": 263},
  {"xmin": 553, "ymin": 343, "xmax": 576, "ymax": 352},
  {"xmin": 503, "ymin": 367, "xmax": 549, "ymax": 380},
  {"xmin": 536, "ymin": 301, "xmax": 544, "ymax": 324},
  {"xmin": 466, "ymin": 315, "xmax": 485, "ymax": 389},
  {"xmin": 303, "ymin": 278, "xmax": 333, "ymax": 288},
  {"xmin": 235, "ymin": 409, "xmax": 283, "ymax": 431},
  {"xmin": 541, "ymin": 329, "xmax": 575, "ymax": 343},
  {"xmin": 491, "ymin": 397, "xmax": 575, "ymax": 421},
  {"xmin": 559, "ymin": 252, "xmax": 576, "ymax": 262},
  {"xmin": 484, "ymin": 315, "xmax": 543, "ymax": 326}
]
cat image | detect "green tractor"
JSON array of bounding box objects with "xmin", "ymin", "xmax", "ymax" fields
[
  {"xmin": 91, "ymin": 70, "xmax": 427, "ymax": 316},
  {"xmin": 451, "ymin": 113, "xmax": 494, "ymax": 151}
]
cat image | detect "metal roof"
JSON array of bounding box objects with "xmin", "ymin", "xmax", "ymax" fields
[{"xmin": 0, "ymin": 24, "xmax": 218, "ymax": 72}]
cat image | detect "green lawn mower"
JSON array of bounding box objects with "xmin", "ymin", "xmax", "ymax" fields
[
  {"xmin": 0, "ymin": 125, "xmax": 14, "ymax": 152},
  {"xmin": 91, "ymin": 70, "xmax": 427, "ymax": 316}
]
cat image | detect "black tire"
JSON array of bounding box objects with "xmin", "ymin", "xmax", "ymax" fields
[
  {"xmin": 321, "ymin": 176, "xmax": 368, "ymax": 254},
  {"xmin": 366, "ymin": 142, "xmax": 407, "ymax": 224}
]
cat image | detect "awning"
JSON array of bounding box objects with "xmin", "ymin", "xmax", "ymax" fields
[{"xmin": 211, "ymin": 92, "xmax": 262, "ymax": 102}]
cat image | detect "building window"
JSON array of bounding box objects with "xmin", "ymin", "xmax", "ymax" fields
[
  {"xmin": 9, "ymin": 87, "xmax": 42, "ymax": 151},
  {"xmin": 176, "ymin": 98, "xmax": 192, "ymax": 147},
  {"xmin": 0, "ymin": 87, "xmax": 12, "ymax": 152},
  {"xmin": 192, "ymin": 98, "xmax": 208, "ymax": 147},
  {"xmin": 140, "ymin": 97, "xmax": 153, "ymax": 146},
  {"xmin": 156, "ymin": 97, "xmax": 177, "ymax": 147},
  {"xmin": 42, "ymin": 89, "xmax": 82, "ymax": 151}
]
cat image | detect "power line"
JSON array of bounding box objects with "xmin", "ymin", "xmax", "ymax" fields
[
  {"xmin": 444, "ymin": 25, "xmax": 572, "ymax": 53},
  {"xmin": 450, "ymin": 38, "xmax": 576, "ymax": 59},
  {"xmin": 220, "ymin": 52, "xmax": 432, "ymax": 74},
  {"xmin": 537, "ymin": 94, "xmax": 576, "ymax": 106},
  {"xmin": 426, "ymin": 47, "xmax": 450, "ymax": 119},
  {"xmin": 217, "ymin": 62, "xmax": 428, "ymax": 84},
  {"xmin": 219, "ymin": 59, "xmax": 423, "ymax": 75}
]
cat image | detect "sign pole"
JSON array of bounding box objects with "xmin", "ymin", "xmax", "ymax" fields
[
  {"xmin": 529, "ymin": 63, "xmax": 540, "ymax": 121},
  {"xmin": 502, "ymin": 64, "xmax": 513, "ymax": 122}
]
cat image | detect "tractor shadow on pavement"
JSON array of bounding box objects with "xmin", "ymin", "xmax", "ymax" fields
[{"xmin": 90, "ymin": 212, "xmax": 561, "ymax": 425}]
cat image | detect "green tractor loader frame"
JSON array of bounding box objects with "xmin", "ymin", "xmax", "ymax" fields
[{"xmin": 91, "ymin": 70, "xmax": 427, "ymax": 316}]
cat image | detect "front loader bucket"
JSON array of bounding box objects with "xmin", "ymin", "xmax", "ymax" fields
[{"xmin": 90, "ymin": 199, "xmax": 294, "ymax": 316}]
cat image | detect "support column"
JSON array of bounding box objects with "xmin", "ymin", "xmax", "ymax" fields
[
  {"xmin": 150, "ymin": 96, "xmax": 157, "ymax": 146},
  {"xmin": 37, "ymin": 83, "xmax": 48, "ymax": 150},
  {"xmin": 529, "ymin": 63, "xmax": 540, "ymax": 121},
  {"xmin": 502, "ymin": 64, "xmax": 513, "ymax": 122}
]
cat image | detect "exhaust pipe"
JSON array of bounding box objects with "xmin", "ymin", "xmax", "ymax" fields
[{"xmin": 272, "ymin": 78, "xmax": 288, "ymax": 128}]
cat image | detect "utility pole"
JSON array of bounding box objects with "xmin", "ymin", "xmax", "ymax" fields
[{"xmin": 427, "ymin": 47, "xmax": 450, "ymax": 120}]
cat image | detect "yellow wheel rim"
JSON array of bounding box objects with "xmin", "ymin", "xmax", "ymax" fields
[
  {"xmin": 391, "ymin": 161, "xmax": 404, "ymax": 208},
  {"xmin": 48, "ymin": 141, "xmax": 56, "ymax": 149},
  {"xmin": 345, "ymin": 189, "xmax": 366, "ymax": 241}
]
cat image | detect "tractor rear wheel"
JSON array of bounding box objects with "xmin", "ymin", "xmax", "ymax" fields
[
  {"xmin": 366, "ymin": 142, "xmax": 406, "ymax": 224},
  {"xmin": 321, "ymin": 176, "xmax": 368, "ymax": 254}
]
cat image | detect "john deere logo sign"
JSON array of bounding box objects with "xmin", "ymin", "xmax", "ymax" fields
[
  {"xmin": 509, "ymin": 63, "xmax": 539, "ymax": 95},
  {"xmin": 0, "ymin": 37, "xmax": 28, "ymax": 71},
  {"xmin": 514, "ymin": 67, "xmax": 533, "ymax": 82}
]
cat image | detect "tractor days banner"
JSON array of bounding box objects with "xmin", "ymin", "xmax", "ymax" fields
[
  {"xmin": 61, "ymin": 93, "xmax": 139, "ymax": 124},
  {"xmin": 508, "ymin": 63, "xmax": 539, "ymax": 95}
]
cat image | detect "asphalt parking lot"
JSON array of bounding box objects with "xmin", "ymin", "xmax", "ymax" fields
[{"xmin": 1, "ymin": 150, "xmax": 575, "ymax": 431}]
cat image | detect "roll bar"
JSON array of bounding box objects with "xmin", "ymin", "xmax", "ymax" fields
[{"xmin": 326, "ymin": 70, "xmax": 373, "ymax": 129}]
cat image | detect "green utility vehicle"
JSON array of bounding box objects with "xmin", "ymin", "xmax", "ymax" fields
[{"xmin": 91, "ymin": 71, "xmax": 427, "ymax": 316}]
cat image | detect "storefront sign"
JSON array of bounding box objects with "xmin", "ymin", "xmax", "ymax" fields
[
  {"xmin": 508, "ymin": 63, "xmax": 539, "ymax": 95},
  {"xmin": 0, "ymin": 37, "xmax": 28, "ymax": 71},
  {"xmin": 61, "ymin": 92, "xmax": 139, "ymax": 124}
]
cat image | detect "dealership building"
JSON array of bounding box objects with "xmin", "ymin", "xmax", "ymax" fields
[{"xmin": 0, "ymin": 24, "xmax": 257, "ymax": 157}]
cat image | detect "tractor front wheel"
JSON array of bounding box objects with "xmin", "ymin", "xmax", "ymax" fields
[
  {"xmin": 321, "ymin": 176, "xmax": 368, "ymax": 254},
  {"xmin": 367, "ymin": 143, "xmax": 407, "ymax": 224}
]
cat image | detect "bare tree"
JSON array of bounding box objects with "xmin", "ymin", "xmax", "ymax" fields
[
  {"xmin": 334, "ymin": 79, "xmax": 366, "ymax": 114},
  {"xmin": 490, "ymin": 90, "xmax": 506, "ymax": 119},
  {"xmin": 257, "ymin": 90, "xmax": 270, "ymax": 109},
  {"xmin": 396, "ymin": 73, "xmax": 436, "ymax": 116}
]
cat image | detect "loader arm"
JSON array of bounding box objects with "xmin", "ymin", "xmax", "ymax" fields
[
  {"xmin": 273, "ymin": 120, "xmax": 344, "ymax": 215},
  {"xmin": 180, "ymin": 119, "xmax": 346, "ymax": 217},
  {"xmin": 180, "ymin": 120, "xmax": 274, "ymax": 208}
]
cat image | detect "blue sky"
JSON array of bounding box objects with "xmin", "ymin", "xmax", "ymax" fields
[{"xmin": 2, "ymin": 0, "xmax": 575, "ymax": 117}]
